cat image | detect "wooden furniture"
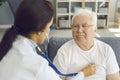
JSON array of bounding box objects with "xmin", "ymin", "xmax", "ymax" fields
[
  {"xmin": 56, "ymin": 0, "xmax": 110, "ymax": 29},
  {"xmin": 114, "ymin": 0, "xmax": 120, "ymax": 28}
]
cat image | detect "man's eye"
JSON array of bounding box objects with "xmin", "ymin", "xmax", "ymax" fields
[
  {"xmin": 83, "ymin": 25, "xmax": 87, "ymax": 27},
  {"xmin": 74, "ymin": 25, "xmax": 78, "ymax": 28}
]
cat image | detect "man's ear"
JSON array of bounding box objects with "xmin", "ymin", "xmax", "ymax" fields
[{"xmin": 95, "ymin": 27, "xmax": 97, "ymax": 32}]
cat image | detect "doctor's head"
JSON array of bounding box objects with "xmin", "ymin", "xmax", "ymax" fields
[
  {"xmin": 13, "ymin": 0, "xmax": 54, "ymax": 44},
  {"xmin": 0, "ymin": 0, "xmax": 54, "ymax": 60}
]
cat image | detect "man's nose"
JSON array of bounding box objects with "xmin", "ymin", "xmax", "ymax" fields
[{"xmin": 78, "ymin": 26, "xmax": 83, "ymax": 32}]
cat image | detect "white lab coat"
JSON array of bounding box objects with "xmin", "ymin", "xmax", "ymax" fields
[{"xmin": 0, "ymin": 35, "xmax": 61, "ymax": 80}]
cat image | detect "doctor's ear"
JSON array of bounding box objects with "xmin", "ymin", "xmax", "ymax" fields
[
  {"xmin": 37, "ymin": 32, "xmax": 42, "ymax": 35},
  {"xmin": 37, "ymin": 30, "xmax": 45, "ymax": 35}
]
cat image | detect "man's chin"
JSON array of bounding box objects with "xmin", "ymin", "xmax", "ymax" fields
[{"xmin": 77, "ymin": 35, "xmax": 84, "ymax": 38}]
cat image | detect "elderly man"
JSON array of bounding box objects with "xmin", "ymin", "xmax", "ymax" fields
[{"xmin": 53, "ymin": 9, "xmax": 120, "ymax": 80}]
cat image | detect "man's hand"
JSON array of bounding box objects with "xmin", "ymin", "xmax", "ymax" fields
[{"xmin": 81, "ymin": 63, "xmax": 96, "ymax": 77}]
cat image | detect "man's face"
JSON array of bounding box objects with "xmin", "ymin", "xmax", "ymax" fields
[{"xmin": 72, "ymin": 14, "xmax": 97, "ymax": 44}]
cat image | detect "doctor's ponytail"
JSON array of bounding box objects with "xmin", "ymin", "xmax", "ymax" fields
[{"xmin": 0, "ymin": 25, "xmax": 19, "ymax": 61}]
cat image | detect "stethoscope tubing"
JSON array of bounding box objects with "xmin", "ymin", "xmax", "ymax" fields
[{"xmin": 42, "ymin": 52, "xmax": 78, "ymax": 76}]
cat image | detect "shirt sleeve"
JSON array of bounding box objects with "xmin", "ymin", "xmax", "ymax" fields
[
  {"xmin": 53, "ymin": 47, "xmax": 69, "ymax": 74},
  {"xmin": 53, "ymin": 45, "xmax": 85, "ymax": 80},
  {"xmin": 54, "ymin": 50, "xmax": 85, "ymax": 80},
  {"xmin": 106, "ymin": 46, "xmax": 120, "ymax": 75}
]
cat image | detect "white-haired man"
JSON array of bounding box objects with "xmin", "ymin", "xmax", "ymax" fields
[{"xmin": 53, "ymin": 9, "xmax": 120, "ymax": 80}]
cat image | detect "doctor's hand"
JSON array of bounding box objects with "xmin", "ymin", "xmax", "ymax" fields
[{"xmin": 81, "ymin": 63, "xmax": 96, "ymax": 77}]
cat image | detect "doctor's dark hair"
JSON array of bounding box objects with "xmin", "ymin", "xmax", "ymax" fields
[{"xmin": 0, "ymin": 0, "xmax": 54, "ymax": 61}]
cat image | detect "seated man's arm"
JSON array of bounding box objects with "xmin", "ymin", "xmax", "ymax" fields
[
  {"xmin": 107, "ymin": 72, "xmax": 120, "ymax": 80},
  {"xmin": 105, "ymin": 46, "xmax": 120, "ymax": 80}
]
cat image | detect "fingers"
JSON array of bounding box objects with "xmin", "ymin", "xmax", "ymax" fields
[
  {"xmin": 90, "ymin": 63, "xmax": 96, "ymax": 75},
  {"xmin": 81, "ymin": 63, "xmax": 96, "ymax": 77}
]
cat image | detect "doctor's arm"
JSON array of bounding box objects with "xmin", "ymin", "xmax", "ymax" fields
[
  {"xmin": 107, "ymin": 72, "xmax": 120, "ymax": 80},
  {"xmin": 60, "ymin": 63, "xmax": 96, "ymax": 80}
]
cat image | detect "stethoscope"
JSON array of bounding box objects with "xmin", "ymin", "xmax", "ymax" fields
[
  {"xmin": 36, "ymin": 46, "xmax": 78, "ymax": 77},
  {"xmin": 29, "ymin": 38, "xmax": 77, "ymax": 77}
]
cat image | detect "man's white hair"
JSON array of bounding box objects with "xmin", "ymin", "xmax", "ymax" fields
[{"xmin": 72, "ymin": 9, "xmax": 97, "ymax": 27}]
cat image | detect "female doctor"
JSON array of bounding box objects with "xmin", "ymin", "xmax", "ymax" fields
[{"xmin": 0, "ymin": 0, "xmax": 96, "ymax": 80}]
